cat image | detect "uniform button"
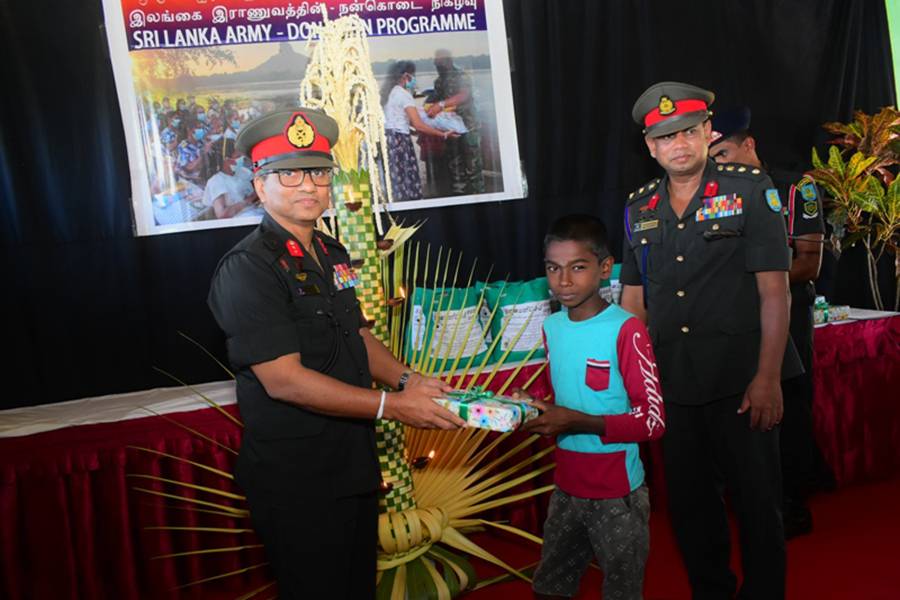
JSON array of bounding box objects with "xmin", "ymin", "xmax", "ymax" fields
[
  {"xmin": 641, "ymin": 238, "xmax": 648, "ymax": 245},
  {"xmin": 677, "ymin": 290, "xmax": 685, "ymax": 297},
  {"xmin": 712, "ymin": 223, "xmax": 720, "ymax": 231},
  {"xmin": 343, "ymin": 330, "xmax": 350, "ymax": 336},
  {"xmin": 676, "ymin": 255, "xmax": 684, "ymax": 262},
  {"xmin": 681, "ymin": 326, "xmax": 690, "ymax": 333},
  {"xmin": 316, "ymin": 309, "xmax": 325, "ymax": 316},
  {"xmin": 359, "ymin": 369, "xmax": 365, "ymax": 376},
  {"xmin": 677, "ymin": 223, "xmax": 685, "ymax": 230}
]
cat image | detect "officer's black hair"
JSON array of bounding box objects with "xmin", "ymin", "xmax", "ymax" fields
[{"xmin": 544, "ymin": 214, "xmax": 611, "ymax": 263}]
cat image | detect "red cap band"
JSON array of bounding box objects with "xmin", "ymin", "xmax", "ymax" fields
[
  {"xmin": 644, "ymin": 99, "xmax": 709, "ymax": 128},
  {"xmin": 251, "ymin": 111, "xmax": 332, "ymax": 169}
]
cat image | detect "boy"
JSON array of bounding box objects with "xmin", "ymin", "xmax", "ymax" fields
[{"xmin": 521, "ymin": 214, "xmax": 665, "ymax": 600}]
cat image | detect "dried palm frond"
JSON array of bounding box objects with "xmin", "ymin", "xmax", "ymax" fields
[{"xmin": 298, "ymin": 12, "xmax": 393, "ymax": 234}]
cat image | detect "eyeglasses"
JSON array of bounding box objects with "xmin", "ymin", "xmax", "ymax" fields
[{"xmin": 262, "ymin": 168, "xmax": 334, "ymax": 187}]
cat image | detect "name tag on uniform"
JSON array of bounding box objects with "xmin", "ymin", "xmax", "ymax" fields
[
  {"xmin": 333, "ymin": 263, "xmax": 360, "ymax": 291},
  {"xmin": 634, "ymin": 219, "xmax": 659, "ymax": 232},
  {"xmin": 696, "ymin": 193, "xmax": 742, "ymax": 221},
  {"xmin": 297, "ymin": 284, "xmax": 321, "ymax": 296}
]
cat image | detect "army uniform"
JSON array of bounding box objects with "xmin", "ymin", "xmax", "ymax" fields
[
  {"xmin": 208, "ymin": 212, "xmax": 379, "ymax": 598},
  {"xmin": 772, "ymin": 170, "xmax": 826, "ymax": 512},
  {"xmin": 432, "ymin": 65, "xmax": 484, "ymax": 195},
  {"xmin": 622, "ymin": 115, "xmax": 802, "ymax": 599},
  {"xmin": 207, "ymin": 107, "xmax": 379, "ymax": 600}
]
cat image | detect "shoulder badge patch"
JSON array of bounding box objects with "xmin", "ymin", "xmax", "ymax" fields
[
  {"xmin": 803, "ymin": 200, "xmax": 819, "ymax": 219},
  {"xmin": 765, "ymin": 189, "xmax": 782, "ymax": 212},
  {"xmin": 800, "ymin": 183, "xmax": 818, "ymax": 201}
]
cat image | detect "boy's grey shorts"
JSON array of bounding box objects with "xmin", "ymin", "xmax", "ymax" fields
[{"xmin": 532, "ymin": 485, "xmax": 650, "ymax": 599}]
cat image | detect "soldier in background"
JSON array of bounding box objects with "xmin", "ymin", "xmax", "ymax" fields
[{"xmin": 709, "ymin": 106, "xmax": 826, "ymax": 539}]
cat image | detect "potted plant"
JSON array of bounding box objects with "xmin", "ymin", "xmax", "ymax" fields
[{"xmin": 805, "ymin": 107, "xmax": 900, "ymax": 310}]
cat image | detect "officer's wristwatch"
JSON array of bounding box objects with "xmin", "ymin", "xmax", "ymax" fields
[
  {"xmin": 398, "ymin": 369, "xmax": 416, "ymax": 391},
  {"xmin": 439, "ymin": 100, "xmax": 446, "ymax": 109}
]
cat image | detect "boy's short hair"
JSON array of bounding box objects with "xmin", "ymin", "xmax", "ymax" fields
[{"xmin": 544, "ymin": 214, "xmax": 611, "ymax": 262}]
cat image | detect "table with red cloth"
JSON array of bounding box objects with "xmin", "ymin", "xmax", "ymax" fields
[
  {"xmin": 0, "ymin": 365, "xmax": 554, "ymax": 600},
  {"xmin": 811, "ymin": 313, "xmax": 900, "ymax": 486}
]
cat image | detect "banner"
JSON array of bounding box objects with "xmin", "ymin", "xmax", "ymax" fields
[{"xmin": 102, "ymin": 0, "xmax": 524, "ymax": 236}]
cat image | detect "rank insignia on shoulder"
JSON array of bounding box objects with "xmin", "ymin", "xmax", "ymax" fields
[
  {"xmin": 333, "ymin": 262, "xmax": 361, "ymax": 290},
  {"xmin": 803, "ymin": 200, "xmax": 819, "ymax": 218},
  {"xmin": 634, "ymin": 219, "xmax": 659, "ymax": 232},
  {"xmin": 765, "ymin": 189, "xmax": 782, "ymax": 212},
  {"xmin": 696, "ymin": 193, "xmax": 742, "ymax": 221},
  {"xmin": 800, "ymin": 183, "xmax": 817, "ymax": 200}
]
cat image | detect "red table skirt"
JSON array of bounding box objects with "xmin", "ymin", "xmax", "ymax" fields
[
  {"xmin": 0, "ymin": 364, "xmax": 555, "ymax": 600},
  {"xmin": 811, "ymin": 315, "xmax": 900, "ymax": 486}
]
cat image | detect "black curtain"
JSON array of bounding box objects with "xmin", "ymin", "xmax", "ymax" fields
[{"xmin": 1, "ymin": 0, "xmax": 895, "ymax": 408}]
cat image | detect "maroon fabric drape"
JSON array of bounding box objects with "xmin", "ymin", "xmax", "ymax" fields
[
  {"xmin": 0, "ymin": 365, "xmax": 555, "ymax": 599},
  {"xmin": 0, "ymin": 404, "xmax": 270, "ymax": 600},
  {"xmin": 811, "ymin": 315, "xmax": 900, "ymax": 486}
]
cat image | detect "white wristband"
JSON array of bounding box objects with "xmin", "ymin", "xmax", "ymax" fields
[{"xmin": 376, "ymin": 389, "xmax": 387, "ymax": 420}]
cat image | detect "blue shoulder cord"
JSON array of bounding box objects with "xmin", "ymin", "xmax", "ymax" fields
[{"xmin": 624, "ymin": 206, "xmax": 649, "ymax": 310}]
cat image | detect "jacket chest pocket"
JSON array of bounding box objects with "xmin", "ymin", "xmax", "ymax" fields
[
  {"xmin": 631, "ymin": 227, "xmax": 664, "ymax": 274},
  {"xmin": 698, "ymin": 215, "xmax": 744, "ymax": 258},
  {"xmin": 291, "ymin": 296, "xmax": 341, "ymax": 374}
]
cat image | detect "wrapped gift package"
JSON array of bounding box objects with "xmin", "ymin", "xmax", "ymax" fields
[{"xmin": 433, "ymin": 390, "xmax": 540, "ymax": 432}]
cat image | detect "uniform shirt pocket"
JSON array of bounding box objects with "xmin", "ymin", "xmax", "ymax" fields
[
  {"xmin": 631, "ymin": 227, "xmax": 664, "ymax": 274},
  {"xmin": 585, "ymin": 359, "xmax": 611, "ymax": 392}
]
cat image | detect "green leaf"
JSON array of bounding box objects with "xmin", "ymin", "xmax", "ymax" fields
[
  {"xmin": 827, "ymin": 145, "xmax": 846, "ymax": 173},
  {"xmin": 376, "ymin": 567, "xmax": 398, "ymax": 600},
  {"xmin": 847, "ymin": 152, "xmax": 878, "ymax": 179},
  {"xmin": 858, "ymin": 107, "xmax": 900, "ymax": 155},
  {"xmin": 406, "ymin": 556, "xmax": 441, "ymax": 600},
  {"xmin": 429, "ymin": 545, "xmax": 477, "ymax": 592},
  {"xmin": 841, "ymin": 228, "xmax": 869, "ymax": 249},
  {"xmin": 811, "ymin": 147, "xmax": 826, "ymax": 171}
]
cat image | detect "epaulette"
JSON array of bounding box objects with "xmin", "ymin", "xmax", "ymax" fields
[
  {"xmin": 714, "ymin": 163, "xmax": 768, "ymax": 181},
  {"xmin": 627, "ymin": 178, "xmax": 661, "ymax": 204},
  {"xmin": 242, "ymin": 230, "xmax": 284, "ymax": 265}
]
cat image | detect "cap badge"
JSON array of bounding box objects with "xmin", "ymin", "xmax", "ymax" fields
[
  {"xmin": 286, "ymin": 113, "xmax": 316, "ymax": 149},
  {"xmin": 658, "ymin": 96, "xmax": 676, "ymax": 116}
]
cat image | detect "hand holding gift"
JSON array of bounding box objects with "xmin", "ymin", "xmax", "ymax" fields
[
  {"xmin": 433, "ymin": 387, "xmax": 540, "ymax": 432},
  {"xmin": 520, "ymin": 396, "xmax": 608, "ymax": 438}
]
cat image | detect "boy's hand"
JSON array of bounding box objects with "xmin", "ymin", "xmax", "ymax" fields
[
  {"xmin": 521, "ymin": 398, "xmax": 574, "ymax": 437},
  {"xmin": 510, "ymin": 387, "xmax": 535, "ymax": 401}
]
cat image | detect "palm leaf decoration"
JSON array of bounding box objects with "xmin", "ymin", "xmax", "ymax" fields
[
  {"xmin": 136, "ymin": 243, "xmax": 554, "ymax": 598},
  {"xmin": 130, "ymin": 14, "xmax": 555, "ymax": 598}
]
